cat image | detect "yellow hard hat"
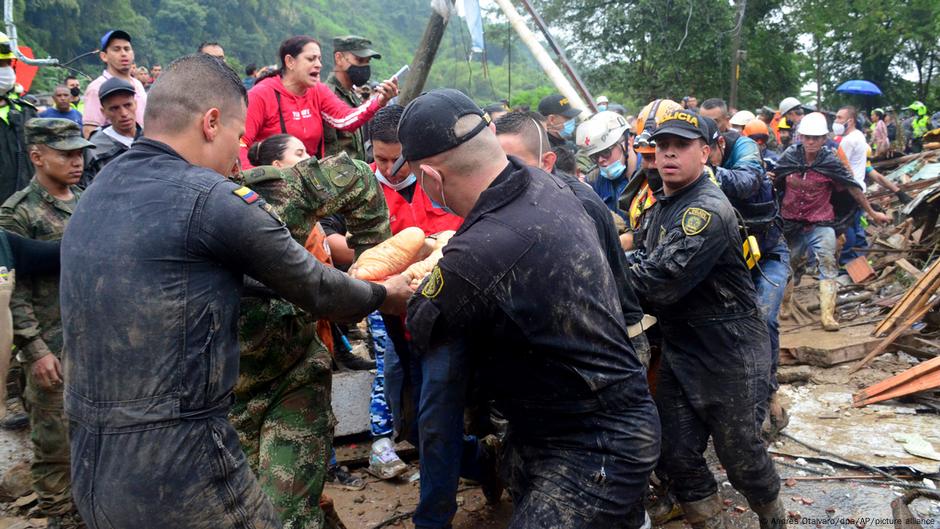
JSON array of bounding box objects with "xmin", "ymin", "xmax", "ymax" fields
[
  {"xmin": 777, "ymin": 117, "xmax": 791, "ymax": 130},
  {"xmin": 633, "ymin": 99, "xmax": 682, "ymax": 154},
  {"xmin": 0, "ymin": 33, "xmax": 14, "ymax": 61}
]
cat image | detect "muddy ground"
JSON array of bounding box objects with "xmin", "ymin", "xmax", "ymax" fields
[
  {"xmin": 324, "ymin": 348, "xmax": 940, "ymax": 529},
  {"xmin": 0, "ymin": 350, "xmax": 937, "ymax": 529}
]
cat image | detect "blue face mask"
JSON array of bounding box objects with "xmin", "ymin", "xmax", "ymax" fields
[
  {"xmin": 561, "ymin": 118, "xmax": 576, "ymax": 140},
  {"xmin": 597, "ymin": 104, "xmax": 608, "ymax": 112},
  {"xmin": 600, "ymin": 160, "xmax": 626, "ymax": 180},
  {"xmin": 421, "ymin": 170, "xmax": 457, "ymax": 215}
]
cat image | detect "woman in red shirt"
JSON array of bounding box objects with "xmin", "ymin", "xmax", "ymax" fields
[{"xmin": 239, "ymin": 35, "xmax": 397, "ymax": 168}]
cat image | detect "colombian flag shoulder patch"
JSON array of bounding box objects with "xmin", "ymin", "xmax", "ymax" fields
[{"xmin": 233, "ymin": 186, "xmax": 259, "ymax": 204}]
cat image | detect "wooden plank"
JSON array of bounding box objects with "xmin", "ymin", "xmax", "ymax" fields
[
  {"xmin": 874, "ymin": 258, "xmax": 940, "ymax": 336},
  {"xmin": 854, "ymin": 356, "xmax": 940, "ymax": 401},
  {"xmin": 853, "ymin": 368, "xmax": 940, "ymax": 407},
  {"xmin": 854, "ymin": 297, "xmax": 940, "ymax": 373},
  {"xmin": 896, "ymin": 258, "xmax": 925, "ymax": 279},
  {"xmin": 780, "ymin": 324, "xmax": 883, "ymax": 367}
]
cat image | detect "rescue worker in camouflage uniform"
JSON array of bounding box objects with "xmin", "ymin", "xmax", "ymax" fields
[
  {"xmin": 323, "ymin": 36, "xmax": 382, "ymax": 160},
  {"xmin": 230, "ymin": 151, "xmax": 391, "ymax": 529},
  {"xmin": 0, "ymin": 117, "xmax": 93, "ymax": 529}
]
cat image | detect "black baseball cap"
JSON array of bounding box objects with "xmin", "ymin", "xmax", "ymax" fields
[
  {"xmin": 537, "ymin": 94, "xmax": 581, "ymax": 119},
  {"xmin": 699, "ymin": 115, "xmax": 721, "ymax": 146},
  {"xmin": 98, "ymin": 77, "xmax": 136, "ymax": 103},
  {"xmin": 100, "ymin": 30, "xmax": 131, "ymax": 51},
  {"xmin": 391, "ymin": 88, "xmax": 491, "ymax": 175},
  {"xmin": 650, "ymin": 110, "xmax": 710, "ymax": 142}
]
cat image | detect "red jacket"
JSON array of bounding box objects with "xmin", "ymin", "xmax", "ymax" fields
[
  {"xmin": 370, "ymin": 163, "xmax": 463, "ymax": 235},
  {"xmin": 239, "ymin": 75, "xmax": 381, "ymax": 168}
]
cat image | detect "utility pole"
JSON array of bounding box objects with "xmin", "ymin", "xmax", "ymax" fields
[
  {"xmin": 728, "ymin": 0, "xmax": 746, "ymax": 109},
  {"xmin": 517, "ymin": 0, "xmax": 596, "ymax": 113},
  {"xmin": 399, "ymin": 0, "xmax": 454, "ymax": 106},
  {"xmin": 493, "ymin": 0, "xmax": 590, "ymax": 115}
]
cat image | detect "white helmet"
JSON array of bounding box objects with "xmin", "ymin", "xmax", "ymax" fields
[
  {"xmin": 576, "ymin": 111, "xmax": 630, "ymax": 156},
  {"xmin": 797, "ymin": 112, "xmax": 829, "ymax": 136},
  {"xmin": 730, "ymin": 110, "xmax": 756, "ymax": 127},
  {"xmin": 779, "ymin": 97, "xmax": 803, "ymax": 116},
  {"xmin": 597, "ymin": 95, "xmax": 609, "ymax": 105}
]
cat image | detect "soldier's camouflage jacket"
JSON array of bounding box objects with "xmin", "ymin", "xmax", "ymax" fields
[
  {"xmin": 234, "ymin": 152, "xmax": 391, "ymax": 395},
  {"xmin": 0, "ymin": 178, "xmax": 79, "ymax": 364}
]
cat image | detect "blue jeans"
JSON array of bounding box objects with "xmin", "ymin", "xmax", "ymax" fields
[
  {"xmin": 367, "ymin": 312, "xmax": 393, "ymax": 438},
  {"xmin": 752, "ymin": 238, "xmax": 790, "ymax": 392},
  {"xmin": 786, "ymin": 225, "xmax": 838, "ymax": 281},
  {"xmin": 839, "ymin": 210, "xmax": 868, "ymax": 266},
  {"xmin": 413, "ymin": 341, "xmax": 483, "ymax": 529}
]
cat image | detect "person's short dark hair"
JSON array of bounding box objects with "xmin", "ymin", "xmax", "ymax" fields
[
  {"xmin": 839, "ymin": 105, "xmax": 857, "ymax": 120},
  {"xmin": 700, "ymin": 98, "xmax": 728, "ymax": 115},
  {"xmin": 144, "ymin": 53, "xmax": 247, "ymax": 135},
  {"xmin": 553, "ymin": 145, "xmax": 577, "ymax": 174},
  {"xmin": 198, "ymin": 41, "xmax": 221, "ymax": 53},
  {"xmin": 247, "ymin": 134, "xmax": 294, "ymax": 166},
  {"xmin": 371, "ymin": 104, "xmax": 404, "ymax": 144},
  {"xmin": 494, "ymin": 110, "xmax": 552, "ymax": 161},
  {"xmin": 65, "ymin": 75, "xmax": 78, "ymax": 83},
  {"xmin": 245, "ymin": 63, "xmax": 257, "ymax": 77}
]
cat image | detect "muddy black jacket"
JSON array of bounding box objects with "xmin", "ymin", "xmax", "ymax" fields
[
  {"xmin": 630, "ymin": 172, "xmax": 757, "ymax": 320},
  {"xmin": 407, "ymin": 157, "xmax": 650, "ymax": 418},
  {"xmin": 555, "ymin": 171, "xmax": 645, "ymax": 326},
  {"xmin": 629, "ymin": 172, "xmax": 770, "ymax": 389},
  {"xmin": 0, "ymin": 97, "xmax": 36, "ymax": 204},
  {"xmin": 61, "ymin": 138, "xmax": 385, "ymax": 431}
]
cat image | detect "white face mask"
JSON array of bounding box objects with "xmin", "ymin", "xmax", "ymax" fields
[
  {"xmin": 832, "ymin": 122, "xmax": 846, "ymax": 137},
  {"xmin": 375, "ymin": 167, "xmax": 417, "ymax": 191},
  {"xmin": 0, "ymin": 67, "xmax": 16, "ymax": 95}
]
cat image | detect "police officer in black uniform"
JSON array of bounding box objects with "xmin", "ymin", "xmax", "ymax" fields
[
  {"xmin": 59, "ymin": 54, "xmax": 413, "ymax": 529},
  {"xmin": 627, "ymin": 110, "xmax": 785, "ymax": 529},
  {"xmin": 398, "ymin": 88, "xmax": 660, "ymax": 529}
]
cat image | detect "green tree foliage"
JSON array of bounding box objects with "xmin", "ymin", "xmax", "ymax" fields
[
  {"xmin": 532, "ymin": 0, "xmax": 801, "ymax": 111},
  {"xmin": 533, "ymin": 0, "xmax": 939, "ymax": 112},
  {"xmin": 14, "ymin": 0, "xmax": 552, "ymax": 104},
  {"xmin": 794, "ymin": 0, "xmax": 940, "ymax": 110}
]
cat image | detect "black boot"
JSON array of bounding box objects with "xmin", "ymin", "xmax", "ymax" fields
[{"xmin": 333, "ymin": 347, "xmax": 376, "ymax": 371}]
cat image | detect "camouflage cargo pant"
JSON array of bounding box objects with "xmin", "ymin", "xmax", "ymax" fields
[
  {"xmin": 231, "ymin": 339, "xmax": 336, "ymax": 529},
  {"xmin": 26, "ymin": 357, "xmax": 82, "ymax": 525}
]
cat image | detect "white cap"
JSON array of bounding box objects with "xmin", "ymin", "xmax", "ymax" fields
[
  {"xmin": 797, "ymin": 112, "xmax": 829, "ymax": 136},
  {"xmin": 576, "ymin": 111, "xmax": 629, "ymax": 156},
  {"xmin": 597, "ymin": 95, "xmax": 609, "ymax": 105},
  {"xmin": 779, "ymin": 97, "xmax": 803, "ymax": 116},
  {"xmin": 730, "ymin": 110, "xmax": 756, "ymax": 127}
]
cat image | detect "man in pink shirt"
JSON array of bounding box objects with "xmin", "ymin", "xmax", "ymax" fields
[{"xmin": 81, "ymin": 30, "xmax": 147, "ymax": 138}]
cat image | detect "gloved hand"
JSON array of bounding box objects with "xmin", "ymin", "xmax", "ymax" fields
[{"xmin": 895, "ymin": 190, "xmax": 913, "ymax": 204}]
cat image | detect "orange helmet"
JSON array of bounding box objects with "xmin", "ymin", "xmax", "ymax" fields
[
  {"xmin": 633, "ymin": 99, "xmax": 682, "ymax": 154},
  {"xmin": 743, "ymin": 119, "xmax": 770, "ymax": 142}
]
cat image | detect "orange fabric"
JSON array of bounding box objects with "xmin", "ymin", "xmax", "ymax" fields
[
  {"xmin": 304, "ymin": 223, "xmax": 335, "ymax": 353},
  {"xmin": 628, "ymin": 179, "xmax": 657, "ymax": 232},
  {"xmin": 770, "ymin": 113, "xmax": 782, "ymax": 143}
]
